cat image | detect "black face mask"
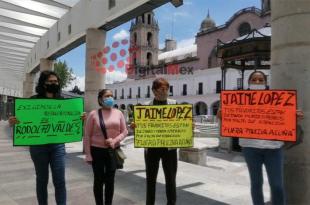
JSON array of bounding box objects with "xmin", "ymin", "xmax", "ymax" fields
[{"xmin": 45, "ymin": 83, "xmax": 60, "ymax": 94}]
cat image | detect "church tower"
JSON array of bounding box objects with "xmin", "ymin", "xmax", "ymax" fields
[
  {"xmin": 128, "ymin": 11, "xmax": 159, "ymax": 79},
  {"xmin": 200, "ymin": 10, "xmax": 216, "ymax": 32}
]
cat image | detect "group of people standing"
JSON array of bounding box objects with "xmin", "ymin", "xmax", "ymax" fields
[
  {"xmin": 9, "ymin": 70, "xmax": 304, "ymax": 205},
  {"xmin": 9, "ymin": 73, "xmax": 178, "ymax": 205}
]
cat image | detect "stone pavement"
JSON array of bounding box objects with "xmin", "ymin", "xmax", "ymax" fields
[{"xmin": 0, "ymin": 121, "xmax": 270, "ymax": 205}]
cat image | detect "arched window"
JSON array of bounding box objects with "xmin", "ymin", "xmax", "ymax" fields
[
  {"xmin": 133, "ymin": 33, "xmax": 137, "ymax": 45},
  {"xmin": 147, "ymin": 32, "xmax": 152, "ymax": 46},
  {"xmin": 182, "ymin": 84, "xmax": 187, "ymax": 96},
  {"xmin": 128, "ymin": 88, "xmax": 132, "ymax": 99},
  {"xmin": 148, "ymin": 14, "xmax": 151, "ymax": 24},
  {"xmin": 208, "ymin": 47, "xmax": 218, "ymax": 68},
  {"xmin": 147, "ymin": 53, "xmax": 152, "ymax": 66},
  {"xmin": 211, "ymin": 101, "xmax": 220, "ymax": 115},
  {"xmin": 238, "ymin": 22, "xmax": 251, "ymax": 36}
]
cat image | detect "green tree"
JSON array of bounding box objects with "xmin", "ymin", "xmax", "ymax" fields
[{"xmin": 54, "ymin": 60, "xmax": 76, "ymax": 89}]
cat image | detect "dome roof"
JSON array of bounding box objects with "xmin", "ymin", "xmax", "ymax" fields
[{"xmin": 200, "ymin": 11, "xmax": 216, "ymax": 32}]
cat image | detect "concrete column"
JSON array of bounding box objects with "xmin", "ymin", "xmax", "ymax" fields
[
  {"xmin": 0, "ymin": 94, "xmax": 5, "ymax": 118},
  {"xmin": 23, "ymin": 73, "xmax": 35, "ymax": 98},
  {"xmin": 84, "ymin": 28, "xmax": 106, "ymax": 112},
  {"xmin": 271, "ymin": 1, "xmax": 310, "ymax": 204},
  {"xmin": 2, "ymin": 95, "xmax": 7, "ymax": 103},
  {"xmin": 40, "ymin": 58, "xmax": 54, "ymax": 71},
  {"xmin": 207, "ymin": 107, "xmax": 212, "ymax": 115}
]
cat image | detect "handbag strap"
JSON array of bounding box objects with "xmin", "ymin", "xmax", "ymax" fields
[{"xmin": 98, "ymin": 109, "xmax": 108, "ymax": 139}]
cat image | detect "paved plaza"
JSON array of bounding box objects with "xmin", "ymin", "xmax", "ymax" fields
[{"xmin": 0, "ymin": 121, "xmax": 272, "ymax": 205}]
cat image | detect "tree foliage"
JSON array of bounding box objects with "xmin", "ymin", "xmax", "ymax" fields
[{"xmin": 54, "ymin": 60, "xmax": 76, "ymax": 89}]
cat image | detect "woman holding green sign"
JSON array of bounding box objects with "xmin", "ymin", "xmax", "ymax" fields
[
  {"xmin": 83, "ymin": 88, "xmax": 128, "ymax": 205},
  {"xmin": 9, "ymin": 70, "xmax": 85, "ymax": 205}
]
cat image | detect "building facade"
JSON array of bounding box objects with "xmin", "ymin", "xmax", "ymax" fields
[{"xmin": 108, "ymin": 0, "xmax": 271, "ymax": 117}]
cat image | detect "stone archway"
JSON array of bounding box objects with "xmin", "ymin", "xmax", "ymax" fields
[
  {"xmin": 194, "ymin": 101, "xmax": 207, "ymax": 115},
  {"xmin": 211, "ymin": 101, "xmax": 220, "ymax": 115}
]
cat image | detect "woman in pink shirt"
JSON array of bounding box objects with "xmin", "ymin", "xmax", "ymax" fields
[{"xmin": 84, "ymin": 89, "xmax": 128, "ymax": 205}]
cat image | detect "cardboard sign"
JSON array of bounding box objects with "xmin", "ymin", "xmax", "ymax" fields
[
  {"xmin": 134, "ymin": 104, "xmax": 193, "ymax": 148},
  {"xmin": 14, "ymin": 98, "xmax": 84, "ymax": 146},
  {"xmin": 221, "ymin": 90, "xmax": 297, "ymax": 141}
]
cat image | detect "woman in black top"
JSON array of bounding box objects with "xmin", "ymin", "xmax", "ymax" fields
[{"xmin": 9, "ymin": 70, "xmax": 83, "ymax": 205}]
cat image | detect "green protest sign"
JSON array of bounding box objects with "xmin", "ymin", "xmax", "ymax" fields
[
  {"xmin": 14, "ymin": 98, "xmax": 84, "ymax": 146},
  {"xmin": 134, "ymin": 104, "xmax": 193, "ymax": 148}
]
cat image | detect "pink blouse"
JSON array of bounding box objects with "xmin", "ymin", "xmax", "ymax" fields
[{"xmin": 83, "ymin": 108, "xmax": 128, "ymax": 161}]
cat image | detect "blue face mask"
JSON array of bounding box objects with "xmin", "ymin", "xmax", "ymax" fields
[{"xmin": 102, "ymin": 97, "xmax": 114, "ymax": 107}]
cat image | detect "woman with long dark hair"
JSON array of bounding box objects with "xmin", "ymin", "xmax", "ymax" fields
[{"xmin": 9, "ymin": 70, "xmax": 84, "ymax": 205}]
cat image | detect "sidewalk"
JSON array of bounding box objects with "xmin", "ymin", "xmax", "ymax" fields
[{"xmin": 0, "ymin": 121, "xmax": 270, "ymax": 205}]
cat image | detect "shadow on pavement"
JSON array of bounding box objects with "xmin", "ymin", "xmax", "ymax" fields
[{"xmin": 66, "ymin": 152, "xmax": 229, "ymax": 205}]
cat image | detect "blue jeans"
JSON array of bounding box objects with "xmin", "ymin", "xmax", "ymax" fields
[
  {"xmin": 30, "ymin": 144, "xmax": 66, "ymax": 205},
  {"xmin": 243, "ymin": 147, "xmax": 285, "ymax": 205}
]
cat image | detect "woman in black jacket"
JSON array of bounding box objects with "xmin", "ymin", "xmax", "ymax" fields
[{"xmin": 9, "ymin": 70, "xmax": 83, "ymax": 205}]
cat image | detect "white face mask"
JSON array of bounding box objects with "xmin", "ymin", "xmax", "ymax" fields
[{"xmin": 249, "ymin": 84, "xmax": 266, "ymax": 90}]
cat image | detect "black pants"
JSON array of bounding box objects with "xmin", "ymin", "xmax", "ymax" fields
[
  {"xmin": 91, "ymin": 146, "xmax": 116, "ymax": 205},
  {"xmin": 145, "ymin": 148, "xmax": 177, "ymax": 205}
]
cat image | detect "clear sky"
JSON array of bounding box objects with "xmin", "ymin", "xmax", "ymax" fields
[{"xmin": 59, "ymin": 0, "xmax": 261, "ymax": 90}]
